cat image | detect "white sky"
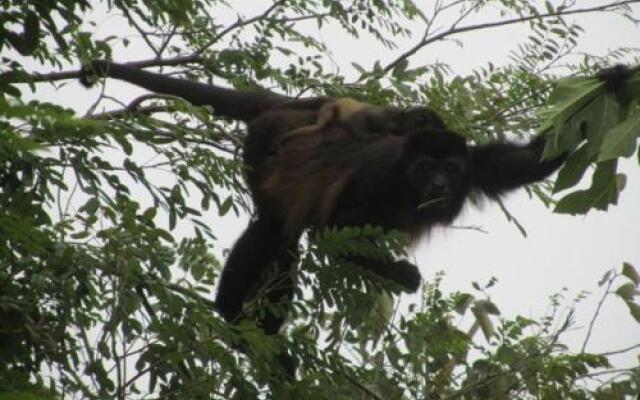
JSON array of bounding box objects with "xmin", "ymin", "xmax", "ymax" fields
[{"xmin": 24, "ymin": 0, "xmax": 640, "ymax": 370}]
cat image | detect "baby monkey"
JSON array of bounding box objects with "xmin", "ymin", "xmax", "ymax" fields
[{"xmin": 280, "ymin": 97, "xmax": 446, "ymax": 144}]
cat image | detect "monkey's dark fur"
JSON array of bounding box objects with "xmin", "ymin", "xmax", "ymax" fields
[{"xmin": 80, "ymin": 60, "xmax": 605, "ymax": 337}]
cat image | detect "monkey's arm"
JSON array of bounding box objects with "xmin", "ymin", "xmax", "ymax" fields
[
  {"xmin": 469, "ymin": 136, "xmax": 566, "ymax": 198},
  {"xmin": 470, "ymin": 65, "xmax": 640, "ymax": 198},
  {"xmin": 81, "ymin": 60, "xmax": 292, "ymax": 121}
]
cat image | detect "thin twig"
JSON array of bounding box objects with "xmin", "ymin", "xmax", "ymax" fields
[
  {"xmin": 157, "ymin": 25, "xmax": 178, "ymax": 57},
  {"xmin": 121, "ymin": 7, "xmax": 157, "ymax": 55},
  {"xmin": 582, "ymin": 367, "xmax": 638, "ymax": 378},
  {"xmin": 447, "ymin": 224, "xmax": 489, "ymax": 234},
  {"xmin": 581, "ymin": 273, "xmax": 616, "ymax": 352},
  {"xmin": 596, "ymin": 342, "xmax": 640, "ymax": 357}
]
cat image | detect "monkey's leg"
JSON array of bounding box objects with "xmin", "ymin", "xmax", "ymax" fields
[
  {"xmin": 277, "ymin": 102, "xmax": 341, "ymax": 146},
  {"xmin": 249, "ymin": 244, "xmax": 300, "ymax": 335},
  {"xmin": 214, "ymin": 215, "xmax": 299, "ymax": 330},
  {"xmin": 215, "ymin": 215, "xmax": 286, "ymax": 322}
]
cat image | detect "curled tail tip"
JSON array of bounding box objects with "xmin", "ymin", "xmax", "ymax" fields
[
  {"xmin": 78, "ymin": 59, "xmax": 110, "ymax": 88},
  {"xmin": 78, "ymin": 71, "xmax": 96, "ymax": 88}
]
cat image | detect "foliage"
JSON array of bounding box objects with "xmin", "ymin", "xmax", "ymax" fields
[
  {"xmin": 539, "ymin": 69, "xmax": 640, "ymax": 214},
  {"xmin": 0, "ymin": 0, "xmax": 639, "ymax": 399}
]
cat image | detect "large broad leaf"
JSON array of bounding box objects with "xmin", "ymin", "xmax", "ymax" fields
[
  {"xmin": 597, "ymin": 111, "xmax": 640, "ymax": 162},
  {"xmin": 551, "ymin": 93, "xmax": 623, "ymax": 193},
  {"xmin": 538, "ymin": 77, "xmax": 603, "ymax": 134},
  {"xmin": 580, "ymin": 93, "xmax": 623, "ymax": 157},
  {"xmin": 541, "ymin": 67, "xmax": 640, "ymax": 214},
  {"xmin": 539, "ymin": 77, "xmax": 603, "ymax": 158},
  {"xmin": 555, "ymin": 160, "xmax": 626, "ymax": 214},
  {"xmin": 553, "ymin": 144, "xmax": 591, "ymax": 193}
]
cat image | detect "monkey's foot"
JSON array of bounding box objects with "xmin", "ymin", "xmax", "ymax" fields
[
  {"xmin": 79, "ymin": 59, "xmax": 111, "ymax": 87},
  {"xmin": 389, "ymin": 260, "xmax": 422, "ymax": 292}
]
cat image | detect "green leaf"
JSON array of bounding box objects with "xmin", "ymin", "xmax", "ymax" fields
[
  {"xmin": 0, "ymin": 82, "xmax": 22, "ymax": 97},
  {"xmin": 597, "ymin": 111, "xmax": 640, "ymax": 161},
  {"xmin": 154, "ymin": 228, "xmax": 174, "ymax": 242},
  {"xmin": 218, "ymin": 196, "xmax": 233, "ymax": 216},
  {"xmin": 622, "ymin": 262, "xmax": 640, "ymax": 286},
  {"xmin": 168, "ymin": 207, "xmax": 177, "ymax": 230},
  {"xmin": 79, "ymin": 197, "xmax": 100, "ymax": 215},
  {"xmin": 538, "ymin": 77, "xmax": 603, "ymax": 156},
  {"xmin": 142, "ymin": 207, "xmax": 157, "ymax": 222},
  {"xmin": 581, "ymin": 93, "xmax": 622, "ymax": 157},
  {"xmin": 472, "ymin": 307, "xmax": 495, "ymax": 341},
  {"xmin": 70, "ymin": 231, "xmax": 90, "ymax": 239},
  {"xmin": 615, "ymin": 283, "xmax": 637, "ymax": 301},
  {"xmin": 545, "ymin": 1, "xmax": 554, "ymax": 13},
  {"xmin": 553, "ymin": 144, "xmax": 592, "ymax": 193},
  {"xmin": 474, "ymin": 299, "xmax": 501, "ymax": 315},
  {"xmin": 391, "ymin": 59, "xmax": 409, "ymax": 78},
  {"xmin": 555, "ymin": 160, "xmax": 624, "ymax": 214},
  {"xmin": 453, "ymin": 293, "xmax": 474, "ymax": 315},
  {"xmin": 626, "ymin": 301, "xmax": 640, "ymax": 323},
  {"xmin": 598, "ymin": 270, "xmax": 613, "ymax": 287}
]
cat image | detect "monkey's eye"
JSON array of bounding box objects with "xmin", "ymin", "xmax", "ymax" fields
[
  {"xmin": 445, "ymin": 163, "xmax": 459, "ymax": 173},
  {"xmin": 414, "ymin": 115, "xmax": 432, "ymax": 125},
  {"xmin": 411, "ymin": 159, "xmax": 433, "ymax": 174}
]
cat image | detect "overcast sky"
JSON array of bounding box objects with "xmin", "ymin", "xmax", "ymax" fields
[{"xmin": 26, "ymin": 0, "xmax": 640, "ymax": 368}]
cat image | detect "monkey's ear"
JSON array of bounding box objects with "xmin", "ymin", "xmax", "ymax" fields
[{"xmin": 79, "ymin": 60, "xmax": 111, "ymax": 88}]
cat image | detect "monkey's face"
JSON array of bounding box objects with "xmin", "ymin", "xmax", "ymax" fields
[
  {"xmin": 407, "ymin": 155, "xmax": 468, "ymax": 209},
  {"xmin": 402, "ymin": 130, "xmax": 469, "ymax": 210}
]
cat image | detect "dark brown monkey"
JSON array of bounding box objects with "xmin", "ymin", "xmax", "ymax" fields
[{"xmin": 79, "ymin": 60, "xmax": 622, "ymax": 338}]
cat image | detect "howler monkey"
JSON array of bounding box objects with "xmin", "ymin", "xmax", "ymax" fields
[{"xmin": 80, "ymin": 60, "xmax": 601, "ymax": 336}]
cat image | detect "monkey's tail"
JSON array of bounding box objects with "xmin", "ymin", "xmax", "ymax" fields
[{"xmin": 79, "ymin": 60, "xmax": 291, "ymax": 122}]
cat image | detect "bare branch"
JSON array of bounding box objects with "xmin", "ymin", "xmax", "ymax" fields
[{"xmin": 596, "ymin": 342, "xmax": 640, "ymax": 357}]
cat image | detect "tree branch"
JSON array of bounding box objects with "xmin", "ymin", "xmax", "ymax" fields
[
  {"xmin": 581, "ymin": 272, "xmax": 616, "ymax": 353},
  {"xmin": 380, "ymin": 0, "xmax": 640, "ymax": 76}
]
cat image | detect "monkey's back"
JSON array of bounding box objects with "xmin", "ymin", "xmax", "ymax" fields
[{"xmin": 261, "ymin": 127, "xmax": 405, "ymax": 236}]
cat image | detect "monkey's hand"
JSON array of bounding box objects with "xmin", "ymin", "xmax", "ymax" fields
[
  {"xmin": 596, "ymin": 64, "xmax": 633, "ymax": 93},
  {"xmin": 388, "ymin": 260, "xmax": 422, "ymax": 293},
  {"xmin": 347, "ymin": 256, "xmax": 422, "ymax": 293},
  {"xmin": 79, "ymin": 59, "xmax": 111, "ymax": 88}
]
